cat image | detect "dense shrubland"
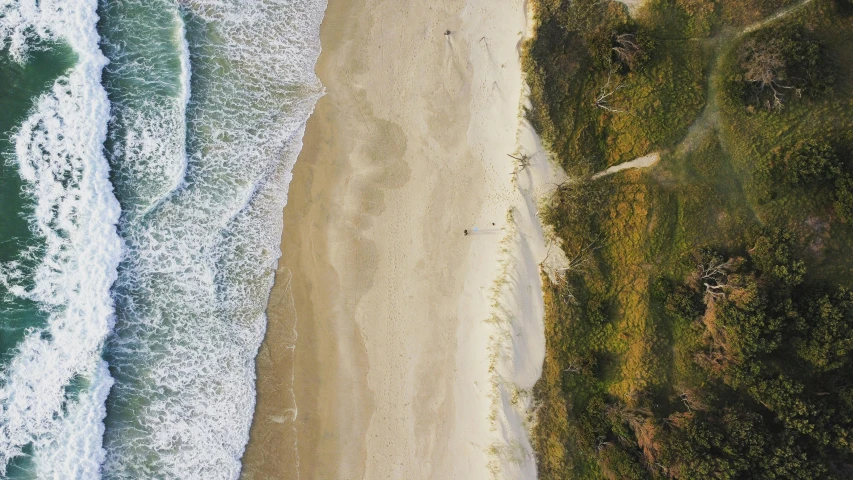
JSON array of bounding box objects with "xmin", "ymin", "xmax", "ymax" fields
[{"xmin": 526, "ymin": 0, "xmax": 853, "ymax": 477}]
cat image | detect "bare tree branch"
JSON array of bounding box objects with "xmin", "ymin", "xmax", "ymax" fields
[
  {"xmin": 509, "ymin": 153, "xmax": 531, "ymax": 176},
  {"xmin": 612, "ymin": 33, "xmax": 643, "ymax": 71},
  {"xmin": 698, "ymin": 256, "xmax": 734, "ymax": 302},
  {"xmin": 593, "ymin": 62, "xmax": 627, "ymax": 113},
  {"xmin": 740, "ymin": 37, "xmax": 798, "ymax": 110}
]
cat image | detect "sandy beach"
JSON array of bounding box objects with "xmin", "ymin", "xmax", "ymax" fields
[{"xmin": 240, "ymin": 0, "xmax": 559, "ymax": 478}]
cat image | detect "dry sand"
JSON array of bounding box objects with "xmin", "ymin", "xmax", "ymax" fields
[{"xmin": 240, "ymin": 0, "xmax": 562, "ymax": 478}]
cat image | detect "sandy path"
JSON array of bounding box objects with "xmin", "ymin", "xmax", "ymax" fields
[
  {"xmin": 241, "ymin": 0, "xmax": 533, "ymax": 478},
  {"xmin": 592, "ymin": 152, "xmax": 661, "ymax": 179}
]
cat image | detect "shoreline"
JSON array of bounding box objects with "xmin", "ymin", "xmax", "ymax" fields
[
  {"xmin": 242, "ymin": 0, "xmax": 552, "ymax": 477},
  {"xmin": 241, "ymin": 0, "xmax": 370, "ymax": 477}
]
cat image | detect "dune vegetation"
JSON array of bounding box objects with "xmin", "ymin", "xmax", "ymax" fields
[{"xmin": 524, "ymin": 0, "xmax": 853, "ymax": 477}]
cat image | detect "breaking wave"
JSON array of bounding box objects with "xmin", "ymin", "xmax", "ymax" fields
[{"xmin": 0, "ymin": 0, "xmax": 121, "ymax": 476}]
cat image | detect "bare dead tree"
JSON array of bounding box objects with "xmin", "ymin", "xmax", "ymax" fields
[
  {"xmin": 545, "ymin": 233, "xmax": 607, "ymax": 308},
  {"xmin": 694, "ymin": 329, "xmax": 733, "ymax": 375},
  {"xmin": 556, "ymin": 232, "xmax": 606, "ymax": 276},
  {"xmin": 559, "ymin": 286, "xmax": 576, "ymax": 306},
  {"xmin": 562, "ymin": 353, "xmax": 590, "ymax": 374},
  {"xmin": 593, "ymin": 63, "xmax": 626, "ymax": 113},
  {"xmin": 548, "ymin": 176, "xmax": 588, "ymax": 204},
  {"xmin": 698, "ymin": 255, "xmax": 733, "ymax": 302},
  {"xmin": 612, "ymin": 33, "xmax": 643, "ymax": 71},
  {"xmin": 739, "ymin": 38, "xmax": 796, "ymax": 110},
  {"xmin": 608, "ymin": 402, "xmax": 652, "ymax": 427},
  {"xmin": 547, "ymin": 180, "xmax": 571, "ymax": 204},
  {"xmin": 508, "ymin": 153, "xmax": 531, "ymax": 176},
  {"xmin": 564, "ymin": 364, "xmax": 582, "ymax": 374},
  {"xmin": 549, "ymin": 263, "xmax": 577, "ymax": 306},
  {"xmin": 679, "ymin": 389, "xmax": 708, "ymax": 412}
]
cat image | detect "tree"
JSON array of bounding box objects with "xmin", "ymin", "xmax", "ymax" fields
[
  {"xmin": 834, "ymin": 175, "xmax": 853, "ymax": 222},
  {"xmin": 611, "ymin": 32, "xmax": 649, "ymax": 71},
  {"xmin": 737, "ymin": 26, "xmax": 835, "ymax": 110},
  {"xmin": 772, "ymin": 140, "xmax": 853, "ymax": 223},
  {"xmin": 566, "ymin": 0, "xmax": 631, "ymax": 68},
  {"xmin": 695, "ymin": 252, "xmax": 734, "ymax": 302},
  {"xmin": 796, "ymin": 289, "xmax": 853, "ymax": 372},
  {"xmin": 739, "ymin": 37, "xmax": 790, "ymax": 110},
  {"xmin": 750, "ymin": 230, "xmax": 806, "ymax": 288},
  {"xmin": 593, "ymin": 62, "xmax": 627, "ymax": 113},
  {"xmin": 782, "ymin": 141, "xmax": 840, "ymax": 186}
]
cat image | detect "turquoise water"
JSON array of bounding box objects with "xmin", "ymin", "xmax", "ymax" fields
[
  {"xmin": 0, "ymin": 0, "xmax": 324, "ymax": 477},
  {"xmin": 0, "ymin": 42, "xmax": 75, "ymax": 479},
  {"xmin": 0, "ymin": 42, "xmax": 74, "ymax": 364}
]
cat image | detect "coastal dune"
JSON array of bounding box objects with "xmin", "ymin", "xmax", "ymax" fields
[{"xmin": 241, "ymin": 0, "xmax": 550, "ymax": 478}]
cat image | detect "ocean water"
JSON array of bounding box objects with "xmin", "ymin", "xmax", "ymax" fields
[{"xmin": 0, "ymin": 0, "xmax": 325, "ymax": 477}]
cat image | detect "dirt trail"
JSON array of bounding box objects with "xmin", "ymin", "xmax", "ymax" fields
[
  {"xmin": 565, "ymin": 0, "xmax": 816, "ymax": 185},
  {"xmin": 670, "ymin": 0, "xmax": 816, "ymax": 158},
  {"xmin": 592, "ymin": 152, "xmax": 661, "ymax": 179},
  {"xmin": 740, "ymin": 0, "xmax": 816, "ymax": 37}
]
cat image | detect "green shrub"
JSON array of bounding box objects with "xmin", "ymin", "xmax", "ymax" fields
[
  {"xmin": 782, "ymin": 141, "xmax": 841, "ymax": 186},
  {"xmin": 735, "ymin": 25, "xmax": 836, "ymax": 110}
]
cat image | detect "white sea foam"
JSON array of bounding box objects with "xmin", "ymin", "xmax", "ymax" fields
[
  {"xmin": 100, "ymin": 0, "xmax": 325, "ymax": 477},
  {"xmin": 0, "ymin": 0, "xmax": 120, "ymax": 475},
  {"xmin": 34, "ymin": 361, "xmax": 114, "ymax": 478}
]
